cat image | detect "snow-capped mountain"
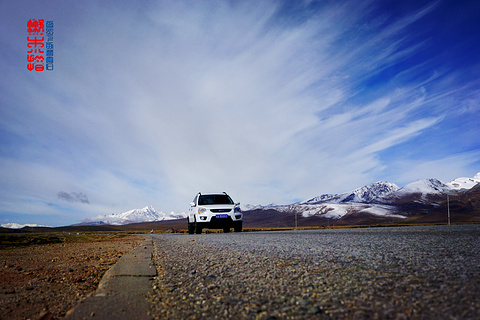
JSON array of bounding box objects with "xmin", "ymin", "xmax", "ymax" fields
[
  {"xmin": 80, "ymin": 206, "xmax": 187, "ymax": 226},
  {"xmin": 244, "ymin": 181, "xmax": 402, "ymax": 220},
  {"xmin": 394, "ymin": 178, "xmax": 451, "ymax": 197},
  {"xmin": 108, "ymin": 206, "xmax": 161, "ymax": 223},
  {"xmin": 300, "ymin": 181, "xmax": 399, "ymax": 205},
  {"xmin": 1, "ymin": 223, "xmax": 50, "ymax": 229},
  {"xmin": 446, "ymin": 173, "xmax": 480, "ymax": 190},
  {"xmin": 245, "ymin": 172, "xmax": 480, "ymax": 223},
  {"xmin": 241, "ymin": 203, "xmax": 281, "ymax": 211},
  {"xmin": 298, "ymin": 194, "xmax": 338, "ymax": 205}
]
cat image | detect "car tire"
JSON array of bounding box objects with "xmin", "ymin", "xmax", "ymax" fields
[
  {"xmin": 234, "ymin": 222, "xmax": 243, "ymax": 232},
  {"xmin": 188, "ymin": 219, "xmax": 195, "ymax": 234},
  {"xmin": 195, "ymin": 221, "xmax": 202, "ymax": 234},
  {"xmin": 223, "ymin": 227, "xmax": 230, "ymax": 233}
]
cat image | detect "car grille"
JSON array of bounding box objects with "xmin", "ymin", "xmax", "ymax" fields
[{"xmin": 211, "ymin": 209, "xmax": 231, "ymax": 213}]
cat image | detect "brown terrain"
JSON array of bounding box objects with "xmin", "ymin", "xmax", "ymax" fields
[{"xmin": 0, "ymin": 233, "xmax": 143, "ymax": 320}]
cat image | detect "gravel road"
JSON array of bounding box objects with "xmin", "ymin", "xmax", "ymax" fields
[{"xmin": 149, "ymin": 225, "xmax": 480, "ymax": 319}]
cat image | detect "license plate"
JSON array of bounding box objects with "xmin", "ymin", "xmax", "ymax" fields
[{"xmin": 216, "ymin": 214, "xmax": 228, "ymax": 219}]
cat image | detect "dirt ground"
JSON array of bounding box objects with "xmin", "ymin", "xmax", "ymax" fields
[{"xmin": 0, "ymin": 234, "xmax": 143, "ymax": 320}]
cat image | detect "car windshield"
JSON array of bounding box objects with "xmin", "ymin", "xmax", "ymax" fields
[{"xmin": 198, "ymin": 194, "xmax": 234, "ymax": 205}]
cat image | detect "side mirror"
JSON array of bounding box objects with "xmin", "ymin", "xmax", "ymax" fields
[
  {"xmin": 235, "ymin": 202, "xmax": 240, "ymax": 206},
  {"xmin": 190, "ymin": 202, "xmax": 195, "ymax": 207}
]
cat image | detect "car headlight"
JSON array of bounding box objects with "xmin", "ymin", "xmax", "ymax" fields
[
  {"xmin": 234, "ymin": 207, "xmax": 242, "ymax": 213},
  {"xmin": 198, "ymin": 207, "xmax": 207, "ymax": 214}
]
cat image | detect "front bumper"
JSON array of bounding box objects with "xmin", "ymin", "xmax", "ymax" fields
[
  {"xmin": 197, "ymin": 212, "xmax": 242, "ymax": 222},
  {"xmin": 196, "ymin": 215, "xmax": 242, "ymax": 229}
]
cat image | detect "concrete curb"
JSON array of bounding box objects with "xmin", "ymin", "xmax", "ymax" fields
[{"xmin": 64, "ymin": 237, "xmax": 156, "ymax": 320}]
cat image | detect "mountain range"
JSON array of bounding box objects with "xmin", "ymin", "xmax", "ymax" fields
[
  {"xmin": 4, "ymin": 173, "xmax": 478, "ymax": 229},
  {"xmin": 75, "ymin": 206, "xmax": 187, "ymax": 226},
  {"xmin": 244, "ymin": 172, "xmax": 480, "ymax": 226},
  {"xmin": 82, "ymin": 172, "xmax": 479, "ymax": 227},
  {"xmin": 0, "ymin": 223, "xmax": 50, "ymax": 229}
]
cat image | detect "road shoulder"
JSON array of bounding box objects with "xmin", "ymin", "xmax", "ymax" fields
[{"xmin": 64, "ymin": 237, "xmax": 156, "ymax": 320}]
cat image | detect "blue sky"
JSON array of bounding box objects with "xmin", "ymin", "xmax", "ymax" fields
[{"xmin": 1, "ymin": 0, "xmax": 479, "ymax": 226}]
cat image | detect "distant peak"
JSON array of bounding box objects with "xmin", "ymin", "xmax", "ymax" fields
[{"xmin": 78, "ymin": 206, "xmax": 187, "ymax": 226}]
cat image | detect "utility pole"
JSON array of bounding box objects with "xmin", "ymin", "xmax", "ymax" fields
[
  {"xmin": 447, "ymin": 195, "xmax": 451, "ymax": 226},
  {"xmin": 295, "ymin": 210, "xmax": 298, "ymax": 230}
]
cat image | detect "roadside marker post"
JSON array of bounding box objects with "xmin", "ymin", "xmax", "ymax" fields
[{"xmin": 447, "ymin": 195, "xmax": 451, "ymax": 226}]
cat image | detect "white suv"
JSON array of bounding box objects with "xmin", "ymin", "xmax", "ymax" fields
[{"xmin": 188, "ymin": 192, "xmax": 243, "ymax": 234}]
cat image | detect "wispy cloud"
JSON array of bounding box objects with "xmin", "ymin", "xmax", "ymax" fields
[{"xmin": 57, "ymin": 191, "xmax": 90, "ymax": 204}]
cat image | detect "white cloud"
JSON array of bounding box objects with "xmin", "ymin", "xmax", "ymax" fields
[{"xmin": 389, "ymin": 151, "xmax": 480, "ymax": 185}]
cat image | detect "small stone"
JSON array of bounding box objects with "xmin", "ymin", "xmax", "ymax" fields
[
  {"xmin": 307, "ymin": 306, "xmax": 323, "ymax": 315},
  {"xmin": 37, "ymin": 311, "xmax": 53, "ymax": 320}
]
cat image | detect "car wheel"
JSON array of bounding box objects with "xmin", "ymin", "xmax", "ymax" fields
[
  {"xmin": 188, "ymin": 219, "xmax": 195, "ymax": 234},
  {"xmin": 234, "ymin": 222, "xmax": 242, "ymax": 232},
  {"xmin": 195, "ymin": 221, "xmax": 202, "ymax": 234},
  {"xmin": 223, "ymin": 227, "xmax": 231, "ymax": 233}
]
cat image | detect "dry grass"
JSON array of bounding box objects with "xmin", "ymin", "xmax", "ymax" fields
[{"xmin": 0, "ymin": 232, "xmax": 131, "ymax": 250}]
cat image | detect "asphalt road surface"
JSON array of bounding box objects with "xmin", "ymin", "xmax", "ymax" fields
[{"xmin": 149, "ymin": 225, "xmax": 480, "ymax": 319}]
